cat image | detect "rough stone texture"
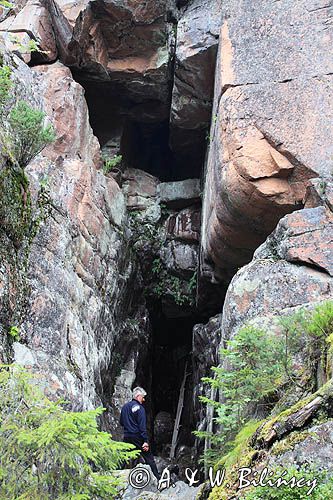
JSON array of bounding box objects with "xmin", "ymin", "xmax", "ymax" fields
[
  {"xmin": 123, "ymin": 170, "xmax": 200, "ymax": 317},
  {"xmin": 45, "ymin": 0, "xmax": 175, "ymax": 104},
  {"xmin": 269, "ymin": 421, "xmax": 333, "ymax": 473},
  {"xmin": 221, "ymin": 206, "xmax": 333, "ymax": 342},
  {"xmin": 122, "ymin": 168, "xmax": 161, "ymax": 221},
  {"xmin": 0, "ymin": 56, "xmax": 150, "ymax": 440},
  {"xmin": 192, "ymin": 315, "xmax": 222, "ymax": 456},
  {"xmin": 170, "ymin": 0, "xmax": 221, "ymax": 177},
  {"xmin": 165, "ymin": 206, "xmax": 201, "ymax": 243},
  {"xmin": 170, "ymin": 0, "xmax": 221, "ymax": 130},
  {"xmin": 158, "ymin": 179, "xmax": 200, "ymax": 209},
  {"xmin": 201, "ymin": 0, "xmax": 333, "ymax": 280},
  {"xmin": 33, "ymin": 62, "xmax": 101, "ymax": 165},
  {"xmin": 256, "ymin": 207, "xmax": 333, "ymax": 277},
  {"xmin": 305, "ymin": 179, "xmax": 333, "ymax": 212},
  {"xmin": 160, "ymin": 239, "xmax": 198, "ymax": 279},
  {"xmin": 0, "ymin": 0, "xmax": 57, "ymax": 63},
  {"xmin": 117, "ymin": 465, "xmax": 203, "ymax": 499}
]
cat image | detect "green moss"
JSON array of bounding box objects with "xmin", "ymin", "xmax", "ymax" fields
[
  {"xmin": 0, "ymin": 166, "xmax": 51, "ymax": 337},
  {"xmin": 271, "ymin": 431, "xmax": 310, "ymax": 456},
  {"xmin": 207, "ymin": 421, "xmax": 263, "ymax": 500},
  {"xmin": 216, "ymin": 420, "xmax": 262, "ymax": 470},
  {"xmin": 0, "ymin": 166, "xmax": 33, "ymax": 247},
  {"xmin": 257, "ymin": 378, "xmax": 333, "ymax": 444}
]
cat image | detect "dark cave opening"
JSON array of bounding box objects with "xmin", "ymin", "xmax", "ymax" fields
[
  {"xmin": 121, "ymin": 120, "xmax": 176, "ymax": 181},
  {"xmin": 146, "ymin": 306, "xmax": 201, "ymax": 456},
  {"xmin": 70, "ymin": 76, "xmax": 204, "ymax": 181},
  {"xmin": 68, "ymin": 69, "xmax": 213, "ymax": 460}
]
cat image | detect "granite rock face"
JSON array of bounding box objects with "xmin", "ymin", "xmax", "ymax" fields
[
  {"xmin": 201, "ymin": 0, "xmax": 333, "ymax": 280},
  {"xmin": 256, "ymin": 206, "xmax": 333, "ymax": 277},
  {"xmin": 33, "ymin": 62, "xmax": 101, "ymax": 164},
  {"xmin": 192, "ymin": 315, "xmax": 222, "ymax": 456},
  {"xmin": 0, "ymin": 0, "xmax": 57, "ymax": 64},
  {"xmin": 269, "ymin": 421, "xmax": 333, "ymax": 472},
  {"xmin": 221, "ymin": 205, "xmax": 333, "ymax": 342},
  {"xmin": 0, "ymin": 55, "xmax": 150, "ymax": 439},
  {"xmin": 171, "ymin": 0, "xmax": 221, "ymax": 130}
]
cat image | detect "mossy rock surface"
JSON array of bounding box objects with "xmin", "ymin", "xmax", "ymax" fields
[{"xmin": 0, "ymin": 166, "xmax": 33, "ymax": 248}]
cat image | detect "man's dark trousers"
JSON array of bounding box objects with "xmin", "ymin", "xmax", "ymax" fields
[{"xmin": 124, "ymin": 435, "xmax": 160, "ymax": 480}]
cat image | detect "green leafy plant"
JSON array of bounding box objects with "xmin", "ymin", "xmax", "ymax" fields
[
  {"xmin": 7, "ymin": 325, "xmax": 19, "ymax": 341},
  {"xmin": 280, "ymin": 301, "xmax": 333, "ymax": 383},
  {"xmin": 0, "ymin": 65, "xmax": 12, "ymax": 110},
  {"xmin": 0, "ymin": 0, "xmax": 13, "ymax": 8},
  {"xmin": 6, "ymin": 100, "xmax": 55, "ymax": 167},
  {"xmin": 9, "ymin": 35, "xmax": 49, "ymax": 55},
  {"xmin": 103, "ymin": 154, "xmax": 122, "ymax": 174},
  {"xmin": 151, "ymin": 259, "xmax": 195, "ymax": 307},
  {"xmin": 194, "ymin": 325, "xmax": 285, "ymax": 461},
  {"xmin": 197, "ymin": 302, "xmax": 333, "ymax": 466},
  {"xmin": 152, "ymin": 258, "xmax": 163, "ymax": 275},
  {"xmin": 0, "ymin": 364, "xmax": 139, "ymax": 499}
]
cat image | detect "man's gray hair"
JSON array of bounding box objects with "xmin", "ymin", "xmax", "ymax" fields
[{"xmin": 132, "ymin": 386, "xmax": 147, "ymax": 399}]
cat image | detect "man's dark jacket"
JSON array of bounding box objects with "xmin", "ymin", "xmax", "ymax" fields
[{"xmin": 120, "ymin": 399, "xmax": 148, "ymax": 442}]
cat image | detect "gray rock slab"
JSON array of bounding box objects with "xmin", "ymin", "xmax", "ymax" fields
[{"xmin": 158, "ymin": 179, "xmax": 200, "ymax": 209}]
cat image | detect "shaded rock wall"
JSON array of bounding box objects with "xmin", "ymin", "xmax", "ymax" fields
[
  {"xmin": 0, "ymin": 0, "xmax": 223, "ymax": 425},
  {"xmin": 170, "ymin": 0, "xmax": 221, "ymax": 175},
  {"xmin": 192, "ymin": 315, "xmax": 221, "ymax": 456},
  {"xmin": 0, "ymin": 53, "xmax": 151, "ymax": 440},
  {"xmin": 268, "ymin": 421, "xmax": 333, "ymax": 473}
]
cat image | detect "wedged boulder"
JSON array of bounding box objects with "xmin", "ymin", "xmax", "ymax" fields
[
  {"xmin": 221, "ymin": 206, "xmax": 333, "ymax": 341},
  {"xmin": 158, "ymin": 178, "xmax": 200, "ymax": 209},
  {"xmin": 122, "ymin": 168, "xmax": 160, "ymax": 220},
  {"xmin": 201, "ymin": 0, "xmax": 333, "ymax": 280},
  {"xmin": 0, "ymin": 0, "xmax": 57, "ymax": 63},
  {"xmin": 160, "ymin": 239, "xmax": 198, "ymax": 279}
]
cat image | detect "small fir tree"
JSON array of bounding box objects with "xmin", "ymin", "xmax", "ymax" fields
[{"xmin": 0, "ymin": 364, "xmax": 139, "ymax": 499}]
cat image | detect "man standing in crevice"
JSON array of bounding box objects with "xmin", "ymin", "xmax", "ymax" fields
[{"xmin": 120, "ymin": 386, "xmax": 160, "ymax": 481}]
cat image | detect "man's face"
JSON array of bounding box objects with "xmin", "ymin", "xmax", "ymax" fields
[{"xmin": 136, "ymin": 394, "xmax": 145, "ymax": 404}]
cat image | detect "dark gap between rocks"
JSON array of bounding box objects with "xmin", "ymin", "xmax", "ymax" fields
[
  {"xmin": 70, "ymin": 76, "xmax": 203, "ymax": 181},
  {"xmin": 148, "ymin": 307, "xmax": 199, "ymax": 458}
]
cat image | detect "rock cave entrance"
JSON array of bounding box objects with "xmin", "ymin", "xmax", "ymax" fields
[
  {"xmin": 71, "ymin": 78, "xmax": 203, "ymax": 181},
  {"xmin": 69, "ymin": 69, "xmax": 212, "ymax": 461},
  {"xmin": 147, "ymin": 306, "xmax": 201, "ymax": 457}
]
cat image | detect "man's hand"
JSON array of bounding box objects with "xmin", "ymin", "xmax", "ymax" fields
[{"xmin": 142, "ymin": 442, "xmax": 149, "ymax": 452}]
